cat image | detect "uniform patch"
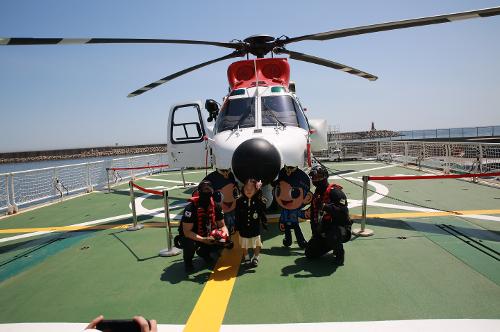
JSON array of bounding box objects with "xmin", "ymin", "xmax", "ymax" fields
[
  {"xmin": 339, "ymin": 198, "xmax": 346, "ymax": 206},
  {"xmin": 184, "ymin": 211, "xmax": 192, "ymax": 217}
]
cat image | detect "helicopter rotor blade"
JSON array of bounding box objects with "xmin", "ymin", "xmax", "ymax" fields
[
  {"xmin": 281, "ymin": 6, "xmax": 500, "ymax": 44},
  {"xmin": 0, "ymin": 37, "xmax": 242, "ymax": 50},
  {"xmin": 275, "ymin": 48, "xmax": 377, "ymax": 81},
  {"xmin": 127, "ymin": 51, "xmax": 244, "ymax": 97}
]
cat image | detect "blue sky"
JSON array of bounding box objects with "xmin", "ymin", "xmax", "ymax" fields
[{"xmin": 1, "ymin": 0, "xmax": 500, "ymax": 152}]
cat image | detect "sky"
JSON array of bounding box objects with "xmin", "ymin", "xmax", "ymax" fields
[{"xmin": 1, "ymin": 0, "xmax": 500, "ymax": 152}]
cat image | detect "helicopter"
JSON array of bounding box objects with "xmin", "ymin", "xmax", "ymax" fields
[{"xmin": 2, "ymin": 6, "xmax": 500, "ymax": 205}]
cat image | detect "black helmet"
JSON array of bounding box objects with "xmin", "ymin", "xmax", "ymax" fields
[{"xmin": 308, "ymin": 165, "xmax": 329, "ymax": 182}]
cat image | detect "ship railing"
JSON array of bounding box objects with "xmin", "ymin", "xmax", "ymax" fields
[
  {"xmin": 323, "ymin": 141, "xmax": 500, "ymax": 184},
  {"xmin": 1, "ymin": 153, "xmax": 168, "ymax": 215}
]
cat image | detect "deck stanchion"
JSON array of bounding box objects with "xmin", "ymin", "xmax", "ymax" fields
[
  {"xmin": 106, "ymin": 168, "xmax": 111, "ymax": 193},
  {"xmin": 159, "ymin": 190, "xmax": 182, "ymax": 257},
  {"xmin": 352, "ymin": 175, "xmax": 374, "ymax": 237},
  {"xmin": 127, "ymin": 181, "xmax": 144, "ymax": 231},
  {"xmin": 181, "ymin": 167, "xmax": 186, "ymax": 188}
]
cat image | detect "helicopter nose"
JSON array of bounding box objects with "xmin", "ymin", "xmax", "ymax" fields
[{"xmin": 232, "ymin": 138, "xmax": 281, "ymax": 185}]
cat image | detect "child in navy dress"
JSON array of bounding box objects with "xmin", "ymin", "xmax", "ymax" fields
[{"xmin": 235, "ymin": 178, "xmax": 268, "ymax": 267}]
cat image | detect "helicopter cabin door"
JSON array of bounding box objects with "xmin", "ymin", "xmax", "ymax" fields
[{"xmin": 167, "ymin": 102, "xmax": 208, "ymax": 169}]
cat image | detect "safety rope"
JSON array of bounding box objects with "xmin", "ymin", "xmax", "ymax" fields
[{"xmin": 313, "ymin": 157, "xmax": 492, "ymax": 216}]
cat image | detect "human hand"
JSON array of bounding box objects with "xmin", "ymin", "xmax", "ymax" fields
[
  {"xmin": 203, "ymin": 236, "xmax": 216, "ymax": 244},
  {"xmin": 134, "ymin": 316, "xmax": 157, "ymax": 332},
  {"xmin": 279, "ymin": 223, "xmax": 285, "ymax": 232},
  {"xmin": 85, "ymin": 315, "xmax": 103, "ymax": 330}
]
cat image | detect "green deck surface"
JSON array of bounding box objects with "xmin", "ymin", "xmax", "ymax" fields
[{"xmin": 0, "ymin": 161, "xmax": 499, "ymax": 325}]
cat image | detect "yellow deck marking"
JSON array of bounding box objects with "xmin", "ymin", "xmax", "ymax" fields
[
  {"xmin": 355, "ymin": 209, "xmax": 500, "ymax": 219},
  {"xmin": 0, "ymin": 222, "xmax": 177, "ymax": 234},
  {"xmin": 183, "ymin": 233, "xmax": 243, "ymax": 332},
  {"xmin": 1, "ymin": 209, "xmax": 500, "ymax": 234}
]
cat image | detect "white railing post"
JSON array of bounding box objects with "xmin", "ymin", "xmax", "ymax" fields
[
  {"xmin": 478, "ymin": 144, "xmax": 484, "ymax": 173},
  {"xmin": 86, "ymin": 163, "xmax": 93, "ymax": 193},
  {"xmin": 129, "ymin": 157, "xmax": 134, "ymax": 180},
  {"xmin": 404, "ymin": 142, "xmax": 409, "ymax": 166},
  {"xmin": 9, "ymin": 173, "xmax": 18, "ymax": 213},
  {"xmin": 444, "ymin": 143, "xmax": 451, "ymax": 174}
]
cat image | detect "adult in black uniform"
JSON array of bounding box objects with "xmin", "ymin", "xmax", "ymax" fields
[
  {"xmin": 180, "ymin": 180, "xmax": 228, "ymax": 272},
  {"xmin": 305, "ymin": 165, "xmax": 351, "ymax": 266}
]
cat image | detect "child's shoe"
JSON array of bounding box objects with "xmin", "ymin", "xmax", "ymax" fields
[{"xmin": 251, "ymin": 255, "xmax": 259, "ymax": 267}]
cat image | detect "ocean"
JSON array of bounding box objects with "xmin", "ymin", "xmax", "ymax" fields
[{"xmin": 0, "ymin": 155, "xmax": 123, "ymax": 174}]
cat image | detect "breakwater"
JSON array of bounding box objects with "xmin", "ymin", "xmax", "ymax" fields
[{"xmin": 0, "ymin": 144, "xmax": 167, "ymax": 164}]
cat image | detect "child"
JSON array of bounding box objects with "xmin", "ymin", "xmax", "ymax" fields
[{"xmin": 235, "ymin": 178, "xmax": 268, "ymax": 267}]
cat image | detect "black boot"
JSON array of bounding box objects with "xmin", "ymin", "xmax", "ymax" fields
[
  {"xmin": 184, "ymin": 260, "xmax": 194, "ymax": 273},
  {"xmin": 334, "ymin": 251, "xmax": 344, "ymax": 266},
  {"xmin": 283, "ymin": 236, "xmax": 292, "ymax": 247}
]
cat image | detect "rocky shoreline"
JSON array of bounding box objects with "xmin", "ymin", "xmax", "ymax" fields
[{"xmin": 0, "ymin": 144, "xmax": 167, "ymax": 164}]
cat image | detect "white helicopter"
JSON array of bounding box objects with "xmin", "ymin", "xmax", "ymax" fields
[{"xmin": 3, "ymin": 6, "xmax": 500, "ymax": 205}]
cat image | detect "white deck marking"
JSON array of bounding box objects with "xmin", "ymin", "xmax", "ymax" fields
[
  {"xmin": 329, "ymin": 164, "xmax": 397, "ymax": 179},
  {"xmin": 0, "ymin": 213, "xmax": 132, "ymax": 244},
  {"xmin": 0, "ymin": 319, "xmax": 497, "ymax": 332}
]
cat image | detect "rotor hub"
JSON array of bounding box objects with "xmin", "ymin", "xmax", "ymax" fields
[{"xmin": 243, "ymin": 34, "xmax": 276, "ymax": 58}]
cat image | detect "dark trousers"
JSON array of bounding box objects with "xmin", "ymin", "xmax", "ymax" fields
[
  {"xmin": 181, "ymin": 237, "xmax": 218, "ymax": 264},
  {"xmin": 305, "ymin": 227, "xmax": 344, "ymax": 260},
  {"xmin": 283, "ymin": 223, "xmax": 307, "ymax": 248}
]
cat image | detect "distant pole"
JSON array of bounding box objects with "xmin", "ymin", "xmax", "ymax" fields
[
  {"xmin": 106, "ymin": 168, "xmax": 111, "ymax": 193},
  {"xmin": 159, "ymin": 190, "xmax": 182, "ymax": 257},
  {"xmin": 181, "ymin": 167, "xmax": 186, "ymax": 188},
  {"xmin": 127, "ymin": 181, "xmax": 144, "ymax": 231},
  {"xmin": 352, "ymin": 176, "xmax": 374, "ymax": 237}
]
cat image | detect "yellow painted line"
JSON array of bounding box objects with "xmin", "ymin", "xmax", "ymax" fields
[
  {"xmin": 362, "ymin": 209, "xmax": 500, "ymax": 219},
  {"xmin": 183, "ymin": 233, "xmax": 243, "ymax": 332},
  {"xmin": 0, "ymin": 222, "xmax": 180, "ymax": 234},
  {"xmin": 1, "ymin": 209, "xmax": 499, "ymax": 234}
]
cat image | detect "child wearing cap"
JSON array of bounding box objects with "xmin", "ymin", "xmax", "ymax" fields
[{"xmin": 235, "ymin": 178, "xmax": 268, "ymax": 266}]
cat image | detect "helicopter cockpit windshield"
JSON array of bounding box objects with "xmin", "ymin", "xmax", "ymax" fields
[
  {"xmin": 215, "ymin": 97, "xmax": 255, "ymax": 132},
  {"xmin": 262, "ymin": 95, "xmax": 309, "ymax": 130}
]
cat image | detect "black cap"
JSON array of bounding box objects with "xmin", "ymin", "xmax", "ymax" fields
[
  {"xmin": 204, "ymin": 170, "xmax": 236, "ymax": 190},
  {"xmin": 275, "ymin": 166, "xmax": 310, "ymax": 195}
]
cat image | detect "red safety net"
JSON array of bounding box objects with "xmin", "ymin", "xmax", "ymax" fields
[
  {"xmin": 369, "ymin": 172, "xmax": 500, "ymax": 181},
  {"xmin": 108, "ymin": 164, "xmax": 169, "ymax": 171},
  {"xmin": 130, "ymin": 181, "xmax": 163, "ymax": 196}
]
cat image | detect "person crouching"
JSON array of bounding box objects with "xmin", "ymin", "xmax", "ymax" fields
[{"xmin": 180, "ymin": 180, "xmax": 228, "ymax": 272}]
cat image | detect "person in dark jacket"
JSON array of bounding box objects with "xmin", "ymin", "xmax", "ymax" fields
[
  {"xmin": 179, "ymin": 180, "xmax": 227, "ymax": 272},
  {"xmin": 305, "ymin": 165, "xmax": 351, "ymax": 266},
  {"xmin": 235, "ymin": 178, "xmax": 268, "ymax": 267}
]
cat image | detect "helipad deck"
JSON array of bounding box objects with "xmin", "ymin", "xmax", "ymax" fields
[{"xmin": 0, "ymin": 161, "xmax": 499, "ymax": 331}]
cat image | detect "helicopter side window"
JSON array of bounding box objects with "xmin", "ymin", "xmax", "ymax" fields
[
  {"xmin": 170, "ymin": 104, "xmax": 205, "ymax": 143},
  {"xmin": 293, "ymin": 99, "xmax": 309, "ymax": 131},
  {"xmin": 261, "ymin": 95, "xmax": 299, "ymax": 127},
  {"xmin": 215, "ymin": 97, "xmax": 255, "ymax": 133}
]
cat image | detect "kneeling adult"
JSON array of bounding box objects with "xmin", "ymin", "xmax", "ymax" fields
[
  {"xmin": 305, "ymin": 165, "xmax": 352, "ymax": 265},
  {"xmin": 180, "ymin": 180, "xmax": 228, "ymax": 272}
]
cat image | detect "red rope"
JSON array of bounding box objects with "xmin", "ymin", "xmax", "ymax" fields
[
  {"xmin": 130, "ymin": 181, "xmax": 163, "ymax": 196},
  {"xmin": 369, "ymin": 172, "xmax": 500, "ymax": 181},
  {"xmin": 108, "ymin": 164, "xmax": 169, "ymax": 171}
]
